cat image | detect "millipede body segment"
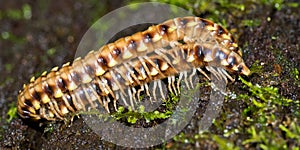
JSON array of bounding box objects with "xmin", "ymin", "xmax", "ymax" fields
[{"xmin": 17, "ymin": 16, "xmax": 250, "ymax": 121}]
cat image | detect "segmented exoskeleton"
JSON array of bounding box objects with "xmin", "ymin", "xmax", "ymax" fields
[{"xmin": 17, "ymin": 16, "xmax": 250, "ymax": 121}]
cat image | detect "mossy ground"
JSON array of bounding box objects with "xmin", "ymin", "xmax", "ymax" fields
[{"xmin": 0, "ymin": 0, "xmax": 299, "ymax": 149}]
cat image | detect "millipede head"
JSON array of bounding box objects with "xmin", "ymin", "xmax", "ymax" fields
[
  {"xmin": 192, "ymin": 43, "xmax": 250, "ymax": 77},
  {"xmin": 225, "ymin": 51, "xmax": 250, "ymax": 76}
]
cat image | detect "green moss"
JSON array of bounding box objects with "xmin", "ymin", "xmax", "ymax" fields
[
  {"xmin": 0, "ymin": 3, "xmax": 31, "ymax": 20},
  {"xmin": 242, "ymin": 126, "xmax": 287, "ymax": 149},
  {"xmin": 0, "ymin": 31, "xmax": 26, "ymax": 43},
  {"xmin": 6, "ymin": 102, "xmax": 17, "ymax": 123},
  {"xmin": 212, "ymin": 135, "xmax": 239, "ymax": 150},
  {"xmin": 279, "ymin": 123, "xmax": 300, "ymax": 140},
  {"xmin": 216, "ymin": 0, "xmax": 245, "ymax": 11},
  {"xmin": 43, "ymin": 123, "xmax": 55, "ymax": 134},
  {"xmin": 1, "ymin": 31, "xmax": 10, "ymax": 40},
  {"xmin": 241, "ymin": 19, "xmax": 261, "ymax": 27},
  {"xmin": 236, "ymin": 77, "xmax": 300, "ymax": 149},
  {"xmin": 286, "ymin": 2, "xmax": 299, "ymax": 8},
  {"xmin": 239, "ymin": 76, "xmax": 293, "ymax": 106},
  {"xmin": 170, "ymin": 131, "xmax": 240, "ymax": 149},
  {"xmin": 271, "ymin": 47, "xmax": 300, "ymax": 87},
  {"xmin": 292, "ymin": 68, "xmax": 299, "ymax": 81},
  {"xmin": 112, "ymin": 105, "xmax": 173, "ymax": 124},
  {"xmin": 46, "ymin": 48, "xmax": 56, "ymax": 56},
  {"xmin": 249, "ymin": 60, "xmax": 263, "ymax": 75},
  {"xmin": 6, "ymin": 8, "xmax": 23, "ymax": 20},
  {"xmin": 173, "ymin": 132, "xmax": 196, "ymax": 144},
  {"xmin": 4, "ymin": 63, "xmax": 13, "ymax": 73},
  {"xmin": 241, "ymin": 121, "xmax": 300, "ymax": 149},
  {"xmin": 22, "ymin": 4, "xmax": 32, "ymax": 20}
]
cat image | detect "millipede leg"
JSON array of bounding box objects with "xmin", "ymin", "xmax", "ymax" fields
[
  {"xmin": 189, "ymin": 68, "xmax": 197, "ymax": 88},
  {"xmin": 144, "ymin": 83, "xmax": 150, "ymax": 97},
  {"xmin": 206, "ymin": 66, "xmax": 222, "ymax": 81},
  {"xmin": 119, "ymin": 91, "xmax": 128, "ymax": 107},
  {"xmin": 171, "ymin": 76, "xmax": 177, "ymax": 95},
  {"xmin": 184, "ymin": 71, "xmax": 191, "ymax": 90},
  {"xmin": 155, "ymin": 48, "xmax": 172, "ymax": 65},
  {"xmin": 158, "ymin": 80, "xmax": 166, "ymax": 100},
  {"xmin": 152, "ymin": 81, "xmax": 157, "ymax": 102},
  {"xmin": 131, "ymin": 87, "xmax": 137, "ymax": 104},
  {"xmin": 82, "ymin": 85, "xmax": 96, "ymax": 109},
  {"xmin": 128, "ymin": 88, "xmax": 135, "ymax": 110},
  {"xmin": 104, "ymin": 96, "xmax": 110, "ymax": 113},
  {"xmin": 219, "ymin": 68, "xmax": 234, "ymax": 82},
  {"xmin": 197, "ymin": 68, "xmax": 210, "ymax": 80},
  {"xmin": 177, "ymin": 72, "xmax": 183, "ymax": 94},
  {"xmin": 167, "ymin": 76, "xmax": 173, "ymax": 95},
  {"xmin": 137, "ymin": 85, "xmax": 144, "ymax": 102}
]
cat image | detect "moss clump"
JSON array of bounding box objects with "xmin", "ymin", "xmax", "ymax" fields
[
  {"xmin": 112, "ymin": 105, "xmax": 173, "ymax": 124},
  {"xmin": 6, "ymin": 102, "xmax": 17, "ymax": 123},
  {"xmin": 237, "ymin": 77, "xmax": 300, "ymax": 149}
]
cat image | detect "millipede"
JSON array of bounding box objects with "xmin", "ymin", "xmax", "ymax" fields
[{"xmin": 17, "ymin": 16, "xmax": 250, "ymax": 121}]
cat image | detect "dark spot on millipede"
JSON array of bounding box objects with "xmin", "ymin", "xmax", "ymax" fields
[
  {"xmin": 93, "ymin": 83, "xmax": 102, "ymax": 96},
  {"xmin": 128, "ymin": 40, "xmax": 137, "ymax": 50},
  {"xmin": 157, "ymin": 59, "xmax": 166, "ymax": 71},
  {"xmin": 158, "ymin": 25, "xmax": 169, "ymax": 34},
  {"xmin": 234, "ymin": 47, "xmax": 240, "ymax": 53},
  {"xmin": 228, "ymin": 56, "xmax": 237, "ymax": 67},
  {"xmin": 43, "ymin": 83, "xmax": 53, "ymax": 95},
  {"xmin": 153, "ymin": 58, "xmax": 161, "ymax": 68},
  {"xmin": 143, "ymin": 33, "xmax": 152, "ymax": 43},
  {"xmin": 238, "ymin": 65, "xmax": 243, "ymax": 73},
  {"xmin": 115, "ymin": 72, "xmax": 125, "ymax": 83},
  {"xmin": 165, "ymin": 45, "xmax": 172, "ymax": 50},
  {"xmin": 70, "ymin": 71, "xmax": 81, "ymax": 83},
  {"xmin": 112, "ymin": 48, "xmax": 121, "ymax": 56},
  {"xmin": 56, "ymin": 77, "xmax": 66, "ymax": 91},
  {"xmin": 56, "ymin": 98, "xmax": 63, "ymax": 106},
  {"xmin": 78, "ymin": 88, "xmax": 87, "ymax": 101},
  {"xmin": 31, "ymin": 90, "xmax": 40, "ymax": 100},
  {"xmin": 65, "ymin": 92, "xmax": 76, "ymax": 110},
  {"xmin": 195, "ymin": 45, "xmax": 204, "ymax": 59},
  {"xmin": 217, "ymin": 26, "xmax": 225, "ymax": 35},
  {"xmin": 133, "ymin": 67, "xmax": 139, "ymax": 77},
  {"xmin": 145, "ymin": 61, "xmax": 152, "ymax": 71},
  {"xmin": 24, "ymin": 99, "xmax": 33, "ymax": 107},
  {"xmin": 85, "ymin": 64, "xmax": 95, "ymax": 76},
  {"xmin": 97, "ymin": 56, "xmax": 107, "ymax": 66},
  {"xmin": 200, "ymin": 19, "xmax": 211, "ymax": 27},
  {"xmin": 215, "ymin": 49, "xmax": 226, "ymax": 60},
  {"xmin": 180, "ymin": 18, "xmax": 188, "ymax": 26},
  {"xmin": 230, "ymin": 36, "xmax": 235, "ymax": 43},
  {"xmin": 44, "ymin": 109, "xmax": 51, "ymax": 117}
]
